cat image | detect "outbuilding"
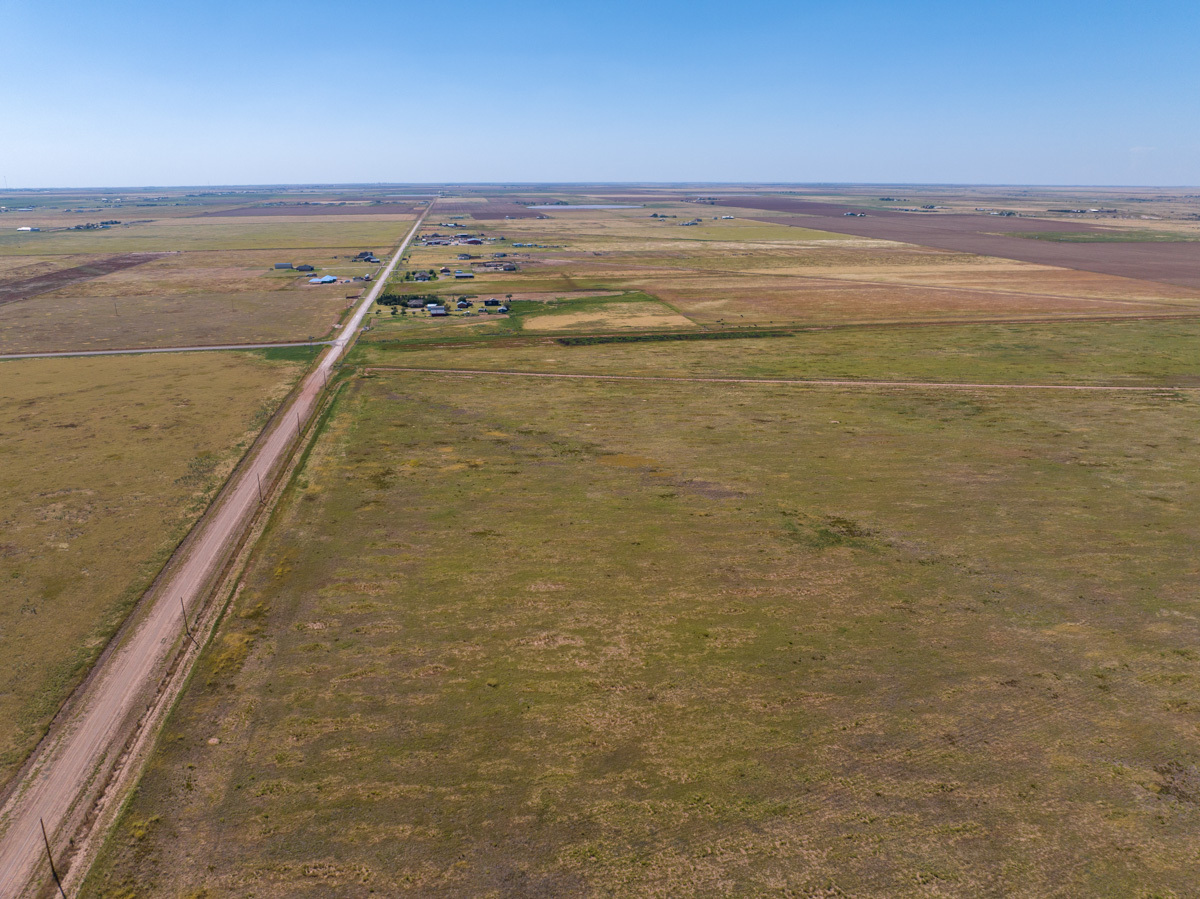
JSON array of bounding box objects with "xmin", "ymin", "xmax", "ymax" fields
[
  {"xmin": 296, "ymin": 264, "xmax": 315, "ymax": 272},
  {"xmin": 274, "ymin": 262, "xmax": 294, "ymax": 270}
]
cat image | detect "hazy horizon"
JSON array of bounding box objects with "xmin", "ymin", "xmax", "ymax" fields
[{"xmin": 4, "ymin": 0, "xmax": 1199, "ymax": 188}]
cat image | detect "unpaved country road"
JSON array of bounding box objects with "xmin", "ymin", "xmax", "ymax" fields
[
  {"xmin": 0, "ymin": 340, "xmax": 330, "ymax": 361},
  {"xmin": 0, "ymin": 208, "xmax": 428, "ymax": 896},
  {"xmin": 366, "ymin": 366, "xmax": 1199, "ymax": 392}
]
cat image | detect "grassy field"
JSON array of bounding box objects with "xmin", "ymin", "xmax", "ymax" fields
[
  {"xmin": 83, "ymin": 335, "xmax": 1200, "ymax": 896},
  {"xmin": 0, "ymin": 287, "xmax": 357, "ymax": 354},
  {"xmin": 0, "ymin": 191, "xmax": 413, "ymax": 352},
  {"xmin": 0, "ymin": 218, "xmax": 412, "ymax": 256},
  {"xmin": 1010, "ymin": 230, "xmax": 1200, "ymax": 243},
  {"xmin": 0, "ymin": 349, "xmax": 309, "ymax": 789},
  {"xmin": 391, "ymin": 207, "xmax": 1200, "ymax": 329},
  {"xmin": 351, "ymin": 317, "xmax": 1200, "ymax": 387}
]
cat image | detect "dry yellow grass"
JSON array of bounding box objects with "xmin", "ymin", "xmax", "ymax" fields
[
  {"xmin": 0, "ymin": 350, "xmax": 308, "ymax": 787},
  {"xmin": 523, "ymin": 301, "xmax": 696, "ymax": 331}
]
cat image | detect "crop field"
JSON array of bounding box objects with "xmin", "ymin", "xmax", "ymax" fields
[
  {"xmin": 0, "ymin": 349, "xmax": 311, "ymax": 789},
  {"xmin": 0, "ymin": 287, "xmax": 357, "ymax": 355},
  {"xmin": 83, "ymin": 343, "xmax": 1200, "ymax": 896},
  {"xmin": 0, "ymin": 254, "xmax": 168, "ymax": 307},
  {"xmin": 385, "ymin": 205, "xmax": 1200, "ymax": 330},
  {"xmin": 0, "ymin": 219, "xmax": 411, "ymax": 256},
  {"xmin": 199, "ymin": 203, "xmax": 421, "ymax": 218},
  {"xmin": 0, "ymin": 193, "xmax": 416, "ymax": 352}
]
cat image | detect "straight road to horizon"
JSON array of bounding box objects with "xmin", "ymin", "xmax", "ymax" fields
[{"xmin": 0, "ymin": 205, "xmax": 430, "ymax": 896}]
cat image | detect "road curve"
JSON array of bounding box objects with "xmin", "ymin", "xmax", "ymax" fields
[{"xmin": 0, "ymin": 208, "xmax": 428, "ymax": 896}]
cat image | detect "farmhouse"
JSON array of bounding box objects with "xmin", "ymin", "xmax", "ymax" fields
[
  {"xmin": 296, "ymin": 264, "xmax": 315, "ymax": 272},
  {"xmin": 309, "ymin": 275, "xmax": 337, "ymax": 284}
]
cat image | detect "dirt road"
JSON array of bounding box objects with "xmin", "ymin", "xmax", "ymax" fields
[
  {"xmin": 365, "ymin": 366, "xmax": 1197, "ymax": 392},
  {"xmin": 0, "ymin": 207, "xmax": 428, "ymax": 897},
  {"xmin": 0, "ymin": 340, "xmax": 329, "ymax": 361}
]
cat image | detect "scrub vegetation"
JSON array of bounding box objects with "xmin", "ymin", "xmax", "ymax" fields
[
  {"xmin": 84, "ymin": 352, "xmax": 1200, "ymax": 897},
  {"xmin": 30, "ymin": 186, "xmax": 1200, "ymax": 896},
  {"xmin": 0, "ymin": 350, "xmax": 307, "ymax": 789}
]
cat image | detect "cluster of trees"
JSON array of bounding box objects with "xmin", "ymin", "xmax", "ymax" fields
[{"xmin": 377, "ymin": 293, "xmax": 433, "ymax": 306}]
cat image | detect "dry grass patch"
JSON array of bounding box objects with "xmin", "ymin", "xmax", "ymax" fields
[
  {"xmin": 84, "ymin": 370, "xmax": 1200, "ymax": 897},
  {"xmin": 0, "ymin": 350, "xmax": 307, "ymax": 786},
  {"xmin": 523, "ymin": 300, "xmax": 696, "ymax": 332}
]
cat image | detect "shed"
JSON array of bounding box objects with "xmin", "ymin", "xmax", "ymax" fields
[
  {"xmin": 454, "ymin": 272, "xmax": 475, "ymax": 279},
  {"xmin": 296, "ymin": 264, "xmax": 315, "ymax": 272},
  {"xmin": 274, "ymin": 262, "xmax": 294, "ymax": 270},
  {"xmin": 429, "ymin": 307, "xmax": 448, "ymax": 316}
]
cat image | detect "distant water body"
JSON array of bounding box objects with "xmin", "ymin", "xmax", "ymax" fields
[{"xmin": 527, "ymin": 204, "xmax": 642, "ymax": 210}]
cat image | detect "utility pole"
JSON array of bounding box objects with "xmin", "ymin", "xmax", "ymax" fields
[
  {"xmin": 180, "ymin": 598, "xmax": 200, "ymax": 649},
  {"xmin": 39, "ymin": 819, "xmax": 67, "ymax": 899}
]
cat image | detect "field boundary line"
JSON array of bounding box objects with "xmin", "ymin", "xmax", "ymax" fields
[
  {"xmin": 364, "ymin": 366, "xmax": 1199, "ymax": 392},
  {"xmin": 0, "ymin": 341, "xmax": 330, "ymax": 361}
]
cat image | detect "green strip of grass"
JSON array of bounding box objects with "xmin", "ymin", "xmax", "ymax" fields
[{"xmin": 1011, "ymin": 230, "xmax": 1200, "ymax": 243}]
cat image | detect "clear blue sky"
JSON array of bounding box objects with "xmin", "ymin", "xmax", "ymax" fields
[{"xmin": 3, "ymin": 0, "xmax": 1198, "ymax": 187}]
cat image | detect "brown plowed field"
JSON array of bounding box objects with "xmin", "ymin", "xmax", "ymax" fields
[
  {"xmin": 198, "ymin": 203, "xmax": 418, "ymax": 217},
  {"xmin": 713, "ymin": 197, "xmax": 1200, "ymax": 289},
  {"xmin": 436, "ymin": 200, "xmax": 545, "ymax": 220},
  {"xmin": 0, "ymin": 253, "xmax": 169, "ymax": 306}
]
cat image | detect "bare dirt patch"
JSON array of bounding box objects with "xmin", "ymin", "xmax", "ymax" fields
[
  {"xmin": 197, "ymin": 203, "xmax": 418, "ymax": 218},
  {"xmin": 713, "ymin": 197, "xmax": 1200, "ymax": 289},
  {"xmin": 0, "ymin": 253, "xmax": 169, "ymax": 306}
]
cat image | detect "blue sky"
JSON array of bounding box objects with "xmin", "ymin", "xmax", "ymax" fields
[{"xmin": 3, "ymin": 0, "xmax": 1198, "ymax": 187}]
